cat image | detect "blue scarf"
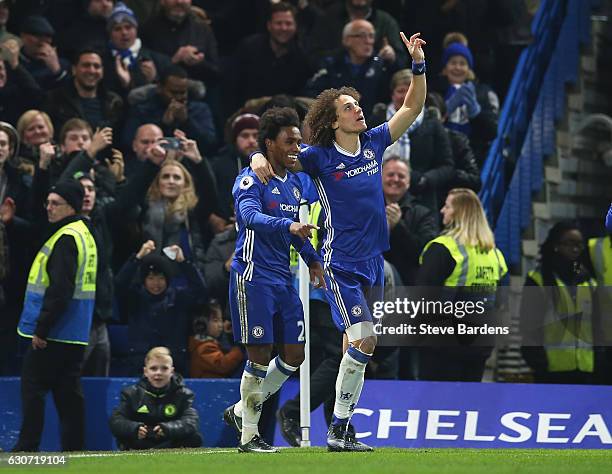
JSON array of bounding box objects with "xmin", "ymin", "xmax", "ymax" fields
[
  {"xmin": 383, "ymin": 104, "xmax": 424, "ymax": 162},
  {"xmin": 444, "ymin": 84, "xmax": 471, "ymax": 136},
  {"xmin": 109, "ymin": 38, "xmax": 142, "ymax": 69}
]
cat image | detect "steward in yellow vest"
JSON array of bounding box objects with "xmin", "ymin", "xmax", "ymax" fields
[
  {"xmin": 415, "ymin": 188, "xmax": 508, "ymax": 382},
  {"xmin": 520, "ymin": 221, "xmax": 597, "ymax": 384},
  {"xmin": 12, "ymin": 180, "xmax": 97, "ymax": 452},
  {"xmin": 588, "ymin": 235, "xmax": 612, "ymax": 342},
  {"xmin": 18, "ymin": 217, "xmax": 98, "ymax": 344},
  {"xmin": 587, "ymin": 234, "xmax": 612, "ymax": 383}
]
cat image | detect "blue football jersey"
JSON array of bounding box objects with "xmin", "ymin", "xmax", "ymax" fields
[
  {"xmin": 299, "ymin": 122, "xmax": 392, "ymax": 265},
  {"xmin": 231, "ymin": 168, "xmax": 319, "ymax": 284}
]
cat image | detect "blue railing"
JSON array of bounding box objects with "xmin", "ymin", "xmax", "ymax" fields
[{"xmin": 479, "ymin": 0, "xmax": 597, "ymax": 265}]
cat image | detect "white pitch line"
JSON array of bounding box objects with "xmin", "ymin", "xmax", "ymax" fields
[{"xmin": 67, "ymin": 450, "xmax": 236, "ymax": 458}]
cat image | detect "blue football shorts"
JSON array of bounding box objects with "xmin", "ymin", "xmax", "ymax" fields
[
  {"xmin": 323, "ymin": 254, "xmax": 384, "ymax": 341},
  {"xmin": 229, "ymin": 269, "xmax": 305, "ymax": 345}
]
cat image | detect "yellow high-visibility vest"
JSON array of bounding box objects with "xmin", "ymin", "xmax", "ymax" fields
[{"xmin": 18, "ymin": 219, "xmax": 97, "ymax": 344}]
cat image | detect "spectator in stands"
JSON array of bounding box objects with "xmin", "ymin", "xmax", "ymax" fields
[
  {"xmin": 44, "ymin": 48, "xmax": 124, "ymax": 133},
  {"xmin": 121, "ymin": 135, "xmax": 219, "ymax": 268},
  {"xmin": 123, "ymin": 0, "xmax": 160, "ymax": 26},
  {"xmin": 124, "ymin": 123, "xmax": 163, "ymax": 179},
  {"xmin": 432, "ymin": 38, "xmax": 499, "ymax": 166},
  {"xmin": 109, "ymin": 346, "xmax": 203, "ymax": 449},
  {"xmin": 229, "ymin": 2, "xmax": 313, "ymax": 112},
  {"xmin": 426, "ymin": 91, "xmax": 481, "ymax": 193},
  {"xmin": 57, "ymin": 0, "xmax": 115, "ymax": 61},
  {"xmin": 12, "ymin": 178, "xmax": 97, "ymax": 452},
  {"xmin": 19, "ymin": 15, "xmax": 70, "ymax": 90},
  {"xmin": 114, "ymin": 241, "xmax": 207, "ymax": 376},
  {"xmin": 29, "ymin": 122, "xmax": 121, "ymax": 210},
  {"xmin": 304, "ymin": 19, "xmax": 396, "ymax": 119},
  {"xmin": 416, "ymin": 188, "xmax": 508, "ymax": 382},
  {"xmin": 307, "ymin": 0, "xmax": 407, "ymax": 68},
  {"xmin": 587, "ymin": 223, "xmax": 612, "ymax": 384},
  {"xmin": 202, "ymin": 218, "xmax": 236, "ymax": 308},
  {"xmin": 7, "ymin": 0, "xmax": 79, "ymax": 33},
  {"xmin": 14, "ymin": 109, "xmax": 54, "ymax": 179},
  {"xmin": 0, "ymin": 121, "xmax": 29, "ymax": 215},
  {"xmin": 1, "ymin": 33, "xmax": 44, "ymax": 124},
  {"xmin": 212, "ymin": 113, "xmax": 259, "ymax": 221},
  {"xmin": 188, "ymin": 299, "xmax": 243, "ymax": 378},
  {"xmin": 374, "ymin": 69, "xmax": 423, "ymax": 159},
  {"xmin": 520, "ymin": 221, "xmax": 598, "ymax": 384},
  {"xmin": 141, "ymin": 0, "xmax": 220, "ymax": 84},
  {"xmin": 122, "ymin": 65, "xmax": 216, "ymax": 153},
  {"xmin": 0, "ymin": 122, "xmax": 35, "ymax": 375},
  {"xmin": 382, "ymin": 156, "xmax": 439, "ymax": 286},
  {"xmin": 102, "ymin": 2, "xmax": 171, "ymax": 97},
  {"xmin": 0, "ymin": 0, "xmax": 18, "ymax": 44},
  {"xmin": 374, "ymin": 69, "xmax": 453, "ymax": 213}
]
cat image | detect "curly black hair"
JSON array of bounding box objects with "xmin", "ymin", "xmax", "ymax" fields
[
  {"xmin": 304, "ymin": 86, "xmax": 361, "ymax": 148},
  {"xmin": 257, "ymin": 107, "xmax": 300, "ymax": 154}
]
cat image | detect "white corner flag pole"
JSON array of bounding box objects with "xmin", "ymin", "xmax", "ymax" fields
[{"xmin": 298, "ymin": 201, "xmax": 311, "ymax": 447}]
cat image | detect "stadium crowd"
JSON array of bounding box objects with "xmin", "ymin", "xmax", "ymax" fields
[{"xmin": 2, "ymin": 0, "xmax": 611, "ymax": 443}]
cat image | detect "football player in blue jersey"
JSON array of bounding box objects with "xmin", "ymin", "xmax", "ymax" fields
[
  {"xmin": 250, "ymin": 32, "xmax": 426, "ymax": 451},
  {"xmin": 224, "ymin": 107, "xmax": 326, "ymax": 453}
]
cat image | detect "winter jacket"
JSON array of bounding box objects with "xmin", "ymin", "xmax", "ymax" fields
[
  {"xmin": 0, "ymin": 64, "xmax": 45, "ymax": 124},
  {"xmin": 114, "ymin": 255, "xmax": 207, "ymax": 359},
  {"xmin": 384, "ymin": 192, "xmax": 440, "ymax": 285},
  {"xmin": 407, "ymin": 116, "xmax": 455, "ymax": 212},
  {"xmin": 211, "ymin": 145, "xmax": 248, "ymax": 220},
  {"xmin": 203, "ymin": 226, "xmax": 236, "ymax": 304},
  {"xmin": 303, "ymin": 52, "xmax": 395, "ymax": 119},
  {"xmin": 447, "ymin": 129, "xmax": 481, "ymax": 192},
  {"xmin": 43, "ymin": 81, "xmax": 124, "ymax": 135},
  {"xmin": 140, "ymin": 12, "xmax": 220, "ymax": 84},
  {"xmin": 188, "ymin": 336, "xmax": 243, "ymax": 378},
  {"xmin": 109, "ymin": 374, "xmax": 201, "ymax": 445}
]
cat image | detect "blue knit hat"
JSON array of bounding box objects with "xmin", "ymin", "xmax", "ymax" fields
[
  {"xmin": 107, "ymin": 2, "xmax": 138, "ymax": 32},
  {"xmin": 441, "ymin": 42, "xmax": 474, "ymax": 69}
]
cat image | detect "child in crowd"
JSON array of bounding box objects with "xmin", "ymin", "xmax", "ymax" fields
[
  {"xmin": 189, "ymin": 299, "xmax": 244, "ymax": 378},
  {"xmin": 109, "ymin": 346, "xmax": 202, "ymax": 450},
  {"xmin": 114, "ymin": 240, "xmax": 208, "ymax": 376}
]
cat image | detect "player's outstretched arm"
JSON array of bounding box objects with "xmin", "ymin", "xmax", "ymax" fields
[
  {"xmin": 251, "ymin": 152, "xmax": 303, "ymax": 185},
  {"xmin": 388, "ymin": 32, "xmax": 427, "ymax": 143}
]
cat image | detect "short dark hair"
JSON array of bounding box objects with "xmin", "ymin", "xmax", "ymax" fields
[
  {"xmin": 72, "ymin": 48, "xmax": 103, "ymax": 66},
  {"xmin": 159, "ymin": 64, "xmax": 188, "ymax": 85},
  {"xmin": 258, "ymin": 107, "xmax": 300, "ymax": 154},
  {"xmin": 268, "ymin": 1, "xmax": 297, "ymax": 20}
]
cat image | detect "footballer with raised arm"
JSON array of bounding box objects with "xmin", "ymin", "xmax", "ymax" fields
[{"xmin": 250, "ymin": 32, "xmax": 426, "ymax": 452}]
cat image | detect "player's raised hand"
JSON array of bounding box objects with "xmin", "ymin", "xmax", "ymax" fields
[
  {"xmin": 289, "ymin": 222, "xmax": 318, "ymax": 240},
  {"xmin": 251, "ymin": 153, "xmax": 275, "ymax": 185},
  {"xmin": 309, "ymin": 261, "xmax": 327, "ymax": 290},
  {"xmin": 400, "ymin": 32, "xmax": 426, "ymax": 63}
]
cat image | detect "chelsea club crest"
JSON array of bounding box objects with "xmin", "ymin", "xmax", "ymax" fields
[{"xmin": 363, "ymin": 148, "xmax": 375, "ymax": 160}]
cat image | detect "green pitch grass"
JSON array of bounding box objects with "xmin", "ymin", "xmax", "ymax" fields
[{"xmin": 3, "ymin": 448, "xmax": 612, "ymax": 474}]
